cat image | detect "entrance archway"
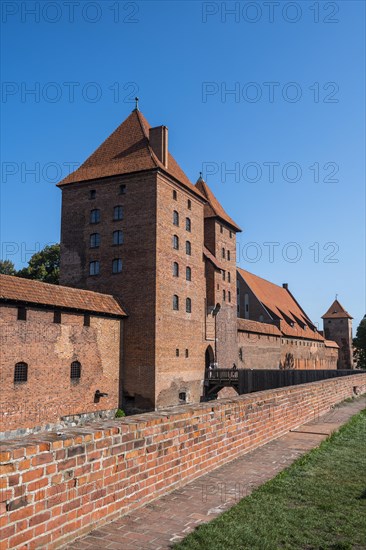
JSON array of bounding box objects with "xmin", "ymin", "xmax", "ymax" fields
[{"xmin": 205, "ymin": 345, "xmax": 214, "ymax": 369}]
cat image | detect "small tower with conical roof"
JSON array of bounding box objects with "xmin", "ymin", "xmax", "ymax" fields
[{"xmin": 322, "ymin": 299, "xmax": 353, "ymax": 369}]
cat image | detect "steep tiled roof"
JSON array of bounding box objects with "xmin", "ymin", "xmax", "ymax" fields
[
  {"xmin": 237, "ymin": 318, "xmax": 281, "ymax": 336},
  {"xmin": 203, "ymin": 246, "xmax": 224, "ymax": 271},
  {"xmin": 58, "ymin": 110, "xmax": 205, "ymax": 200},
  {"xmin": 0, "ymin": 275, "xmax": 126, "ymax": 317},
  {"xmin": 237, "ymin": 268, "xmax": 323, "ymax": 341},
  {"xmin": 324, "ymin": 340, "xmax": 339, "ymax": 348},
  {"xmin": 195, "ymin": 176, "xmax": 242, "ymax": 232},
  {"xmin": 322, "ymin": 299, "xmax": 353, "ymax": 319}
]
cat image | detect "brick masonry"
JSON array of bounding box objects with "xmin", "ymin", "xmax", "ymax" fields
[{"xmin": 1, "ymin": 373, "xmax": 365, "ymax": 549}]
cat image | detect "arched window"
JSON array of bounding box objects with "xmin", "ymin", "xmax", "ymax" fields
[
  {"xmin": 113, "ymin": 205, "xmax": 123, "ymax": 220},
  {"xmin": 186, "ymin": 241, "xmax": 191, "ymax": 255},
  {"xmin": 173, "ymin": 262, "xmax": 179, "ymax": 277},
  {"xmin": 228, "ymin": 272, "xmax": 231, "ymax": 283},
  {"xmin": 228, "ymin": 291, "xmax": 231, "ymax": 302},
  {"xmin": 90, "ymin": 233, "xmax": 100, "ymax": 248},
  {"xmin": 227, "ymin": 250, "xmax": 231, "ymax": 261},
  {"xmin": 185, "ymin": 217, "xmax": 191, "ymax": 232},
  {"xmin": 90, "ymin": 209, "xmax": 100, "ymax": 224},
  {"xmin": 223, "ymin": 290, "xmax": 226, "ymax": 301},
  {"xmin": 173, "ymin": 295, "xmax": 179, "ymax": 310},
  {"xmin": 173, "ymin": 190, "xmax": 177, "ymax": 200},
  {"xmin": 70, "ymin": 361, "xmax": 81, "ymax": 380},
  {"xmin": 186, "ymin": 297, "xmax": 192, "ymax": 313},
  {"xmin": 187, "ymin": 199, "xmax": 191, "ymax": 210},
  {"xmin": 89, "ymin": 261, "xmax": 100, "ymax": 276},
  {"xmin": 173, "ymin": 235, "xmax": 179, "ymax": 250},
  {"xmin": 14, "ymin": 362, "xmax": 28, "ymax": 383},
  {"xmin": 112, "ymin": 258, "xmax": 122, "ymax": 273},
  {"xmin": 113, "ymin": 230, "xmax": 123, "ymax": 245},
  {"xmin": 173, "ymin": 210, "xmax": 179, "ymax": 226},
  {"xmin": 222, "ymin": 247, "xmax": 225, "ymax": 258},
  {"xmin": 186, "ymin": 266, "xmax": 191, "ymax": 281}
]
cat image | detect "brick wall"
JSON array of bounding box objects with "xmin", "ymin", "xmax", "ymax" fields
[
  {"xmin": 0, "ymin": 304, "xmax": 121, "ymax": 436},
  {"xmin": 1, "ymin": 374, "xmax": 365, "ymax": 549}
]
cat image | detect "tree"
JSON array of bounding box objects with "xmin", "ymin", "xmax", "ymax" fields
[
  {"xmin": 353, "ymin": 316, "xmax": 366, "ymax": 370},
  {"xmin": 0, "ymin": 260, "xmax": 16, "ymax": 275},
  {"xmin": 16, "ymin": 244, "xmax": 60, "ymax": 284}
]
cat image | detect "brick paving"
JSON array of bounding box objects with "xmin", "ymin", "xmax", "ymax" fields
[{"xmin": 67, "ymin": 397, "xmax": 366, "ymax": 550}]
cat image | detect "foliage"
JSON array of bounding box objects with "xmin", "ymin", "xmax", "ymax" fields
[
  {"xmin": 0, "ymin": 259, "xmax": 16, "ymax": 275},
  {"xmin": 115, "ymin": 409, "xmax": 126, "ymax": 418},
  {"xmin": 16, "ymin": 244, "xmax": 60, "ymax": 284},
  {"xmin": 353, "ymin": 316, "xmax": 366, "ymax": 369}
]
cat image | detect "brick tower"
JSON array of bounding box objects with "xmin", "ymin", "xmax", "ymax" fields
[
  {"xmin": 58, "ymin": 107, "xmax": 208, "ymax": 410},
  {"xmin": 322, "ymin": 299, "xmax": 353, "ymax": 369}
]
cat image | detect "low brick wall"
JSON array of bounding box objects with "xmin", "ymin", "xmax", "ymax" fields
[{"xmin": 1, "ymin": 374, "xmax": 366, "ymax": 549}]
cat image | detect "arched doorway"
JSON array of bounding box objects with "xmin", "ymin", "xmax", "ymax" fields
[{"xmin": 205, "ymin": 345, "xmax": 214, "ymax": 369}]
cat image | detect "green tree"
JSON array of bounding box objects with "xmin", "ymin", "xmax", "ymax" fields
[
  {"xmin": 16, "ymin": 244, "xmax": 60, "ymax": 284},
  {"xmin": 0, "ymin": 259, "xmax": 16, "ymax": 275},
  {"xmin": 353, "ymin": 316, "xmax": 366, "ymax": 369}
]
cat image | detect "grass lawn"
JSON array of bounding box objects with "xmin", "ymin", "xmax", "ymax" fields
[{"xmin": 175, "ymin": 408, "xmax": 366, "ymax": 550}]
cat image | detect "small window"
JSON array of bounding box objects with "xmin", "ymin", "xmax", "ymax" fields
[
  {"xmin": 112, "ymin": 258, "xmax": 122, "ymax": 273},
  {"xmin": 187, "ymin": 199, "xmax": 191, "ymax": 210},
  {"xmin": 90, "ymin": 233, "xmax": 100, "ymax": 248},
  {"xmin": 14, "ymin": 362, "xmax": 28, "ymax": 383},
  {"xmin": 70, "ymin": 361, "xmax": 81, "ymax": 380},
  {"xmin": 222, "ymin": 247, "xmax": 225, "ymax": 259},
  {"xmin": 223, "ymin": 290, "xmax": 226, "ymax": 301},
  {"xmin": 90, "ymin": 209, "xmax": 100, "ymax": 224},
  {"xmin": 173, "ymin": 295, "xmax": 179, "ymax": 310},
  {"xmin": 173, "ymin": 190, "xmax": 177, "ymax": 200},
  {"xmin": 84, "ymin": 314, "xmax": 90, "ymax": 327},
  {"xmin": 186, "ymin": 241, "xmax": 191, "ymax": 255},
  {"xmin": 228, "ymin": 291, "xmax": 231, "ymax": 303},
  {"xmin": 119, "ymin": 184, "xmax": 126, "ymax": 195},
  {"xmin": 89, "ymin": 189, "xmax": 96, "ymax": 199},
  {"xmin": 176, "ymin": 348, "xmax": 180, "ymax": 357},
  {"xmin": 173, "ymin": 235, "xmax": 179, "ymax": 250},
  {"xmin": 113, "ymin": 230, "xmax": 123, "ymax": 245},
  {"xmin": 227, "ymin": 250, "xmax": 231, "ymax": 261},
  {"xmin": 222, "ymin": 271, "xmax": 226, "ymax": 281},
  {"xmin": 113, "ymin": 205, "xmax": 123, "ymax": 220},
  {"xmin": 186, "ymin": 266, "xmax": 191, "ymax": 281},
  {"xmin": 173, "ymin": 262, "xmax": 179, "ymax": 277},
  {"xmin": 186, "ymin": 297, "xmax": 192, "ymax": 313},
  {"xmin": 220, "ymin": 225, "xmax": 223, "ymax": 233},
  {"xmin": 230, "ymin": 231, "xmax": 233, "ymax": 239},
  {"xmin": 217, "ymin": 283, "xmax": 220, "ymax": 290},
  {"xmin": 179, "ymin": 392, "xmax": 186, "ymax": 402},
  {"xmin": 185, "ymin": 217, "xmax": 191, "ymax": 232},
  {"xmin": 185, "ymin": 349, "xmax": 189, "ymax": 358},
  {"xmin": 228, "ymin": 272, "xmax": 231, "ymax": 283},
  {"xmin": 17, "ymin": 307, "xmax": 27, "ymax": 321},
  {"xmin": 89, "ymin": 261, "xmax": 100, "ymax": 276},
  {"xmin": 173, "ymin": 210, "xmax": 179, "ymax": 226},
  {"xmin": 53, "ymin": 311, "xmax": 61, "ymax": 324}
]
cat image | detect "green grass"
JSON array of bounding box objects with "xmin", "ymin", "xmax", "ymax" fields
[{"xmin": 175, "ymin": 409, "xmax": 366, "ymax": 550}]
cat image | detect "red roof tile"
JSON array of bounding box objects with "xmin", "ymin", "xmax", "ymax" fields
[
  {"xmin": 237, "ymin": 318, "xmax": 281, "ymax": 336},
  {"xmin": 321, "ymin": 299, "xmax": 353, "ymax": 319},
  {"xmin": 0, "ymin": 275, "xmax": 126, "ymax": 317},
  {"xmin": 58, "ymin": 110, "xmax": 205, "ymax": 200},
  {"xmin": 237, "ymin": 268, "xmax": 323, "ymax": 341},
  {"xmin": 195, "ymin": 176, "xmax": 242, "ymax": 232},
  {"xmin": 324, "ymin": 340, "xmax": 339, "ymax": 348}
]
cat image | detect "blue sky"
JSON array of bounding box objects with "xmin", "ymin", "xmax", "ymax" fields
[{"xmin": 1, "ymin": 0, "xmax": 365, "ymax": 330}]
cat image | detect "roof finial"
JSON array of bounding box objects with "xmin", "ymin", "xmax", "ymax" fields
[
  {"xmin": 134, "ymin": 97, "xmax": 139, "ymax": 111},
  {"xmin": 335, "ymin": 293, "xmax": 338, "ymax": 300}
]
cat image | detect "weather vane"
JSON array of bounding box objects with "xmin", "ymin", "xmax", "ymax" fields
[{"xmin": 134, "ymin": 97, "xmax": 139, "ymax": 111}]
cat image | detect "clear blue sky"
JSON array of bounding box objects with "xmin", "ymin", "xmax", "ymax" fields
[{"xmin": 1, "ymin": 1, "xmax": 365, "ymax": 331}]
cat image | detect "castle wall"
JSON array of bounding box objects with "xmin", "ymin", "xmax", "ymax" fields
[
  {"xmin": 323, "ymin": 318, "xmax": 353, "ymax": 369},
  {"xmin": 237, "ymin": 330, "xmax": 281, "ymax": 369}
]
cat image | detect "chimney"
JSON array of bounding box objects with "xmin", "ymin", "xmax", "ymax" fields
[
  {"xmin": 149, "ymin": 126, "xmax": 168, "ymax": 168},
  {"xmin": 282, "ymin": 283, "xmax": 288, "ymax": 290}
]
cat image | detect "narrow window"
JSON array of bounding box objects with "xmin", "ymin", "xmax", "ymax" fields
[
  {"xmin": 186, "ymin": 241, "xmax": 191, "ymax": 255},
  {"xmin": 90, "ymin": 233, "xmax": 100, "ymax": 248},
  {"xmin": 112, "ymin": 258, "xmax": 122, "ymax": 273},
  {"xmin": 89, "ymin": 189, "xmax": 96, "ymax": 199},
  {"xmin": 228, "ymin": 272, "xmax": 231, "ymax": 283},
  {"xmin": 179, "ymin": 392, "xmax": 186, "ymax": 402},
  {"xmin": 185, "ymin": 349, "xmax": 189, "ymax": 358},
  {"xmin": 228, "ymin": 291, "xmax": 231, "ymax": 303},
  {"xmin": 84, "ymin": 313, "xmax": 90, "ymax": 327},
  {"xmin": 173, "ymin": 235, "xmax": 179, "ymax": 250},
  {"xmin": 227, "ymin": 250, "xmax": 231, "ymax": 261},
  {"xmin": 173, "ymin": 190, "xmax": 177, "ymax": 200},
  {"xmin": 186, "ymin": 266, "xmax": 191, "ymax": 281},
  {"xmin": 89, "ymin": 261, "xmax": 100, "ymax": 276},
  {"xmin": 53, "ymin": 311, "xmax": 61, "ymax": 324},
  {"xmin": 119, "ymin": 184, "xmax": 126, "ymax": 195},
  {"xmin": 113, "ymin": 205, "xmax": 123, "ymax": 220},
  {"xmin": 17, "ymin": 307, "xmax": 27, "ymax": 321},
  {"xmin": 186, "ymin": 297, "xmax": 192, "ymax": 313},
  {"xmin": 230, "ymin": 231, "xmax": 233, "ymax": 238},
  {"xmin": 173, "ymin": 210, "xmax": 179, "ymax": 226},
  {"xmin": 176, "ymin": 348, "xmax": 180, "ymax": 357},
  {"xmin": 223, "ymin": 290, "xmax": 226, "ymax": 301},
  {"xmin": 185, "ymin": 217, "xmax": 191, "ymax": 232},
  {"xmin": 173, "ymin": 295, "xmax": 179, "ymax": 310},
  {"xmin": 113, "ymin": 230, "xmax": 123, "ymax": 245},
  {"xmin": 220, "ymin": 225, "xmax": 223, "ymax": 233},
  {"xmin": 222, "ymin": 247, "xmax": 225, "ymax": 259},
  {"xmin": 187, "ymin": 199, "xmax": 191, "ymax": 210},
  {"xmin": 70, "ymin": 361, "xmax": 81, "ymax": 380},
  {"xmin": 222, "ymin": 271, "xmax": 225, "ymax": 281},
  {"xmin": 173, "ymin": 262, "xmax": 179, "ymax": 277},
  {"xmin": 14, "ymin": 362, "xmax": 28, "ymax": 383},
  {"xmin": 90, "ymin": 209, "xmax": 100, "ymax": 224}
]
